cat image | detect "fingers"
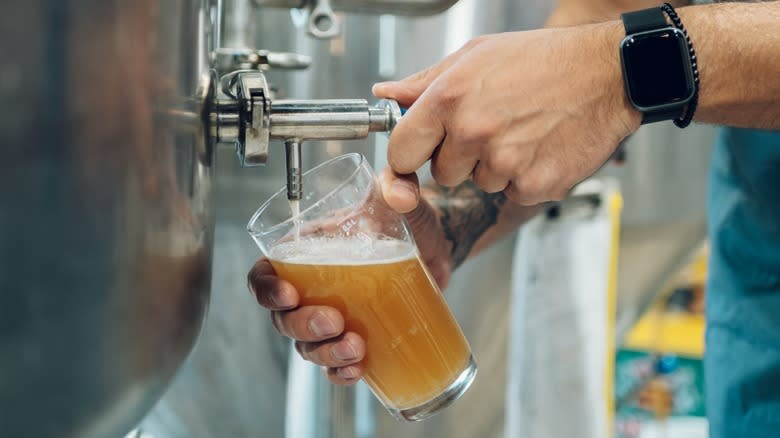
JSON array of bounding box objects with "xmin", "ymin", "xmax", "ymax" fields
[
  {"xmin": 272, "ymin": 306, "xmax": 344, "ymax": 342},
  {"xmin": 472, "ymin": 160, "xmax": 510, "ymax": 193},
  {"xmin": 377, "ymin": 36, "xmax": 496, "ymax": 180},
  {"xmin": 378, "ymin": 167, "xmax": 420, "ymax": 214},
  {"xmin": 248, "ymin": 258, "xmax": 298, "ymax": 310},
  {"xmin": 295, "ymin": 331, "xmax": 365, "ymax": 368},
  {"xmin": 385, "ymin": 92, "xmax": 446, "ymax": 176},
  {"xmin": 430, "ymin": 135, "xmax": 479, "ymax": 187},
  {"xmin": 250, "ymin": 258, "xmax": 367, "ymax": 384},
  {"xmin": 377, "ymin": 41, "xmax": 487, "ymax": 176},
  {"xmin": 372, "ymin": 43, "xmax": 470, "ymax": 106},
  {"xmin": 324, "ymin": 363, "xmax": 365, "ymax": 385}
]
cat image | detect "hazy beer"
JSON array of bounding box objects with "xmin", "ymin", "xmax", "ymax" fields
[
  {"xmin": 269, "ymin": 238, "xmax": 474, "ymax": 416},
  {"xmin": 248, "ymin": 153, "xmax": 476, "ymax": 421}
]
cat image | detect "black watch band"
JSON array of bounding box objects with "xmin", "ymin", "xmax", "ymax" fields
[
  {"xmin": 622, "ymin": 8, "xmax": 668, "ymax": 34},
  {"xmin": 621, "ymin": 8, "xmax": 686, "ymax": 124},
  {"xmin": 641, "ymin": 107, "xmax": 683, "ymax": 124}
]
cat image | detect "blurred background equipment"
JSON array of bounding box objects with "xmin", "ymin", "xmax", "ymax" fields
[
  {"xmin": 507, "ymin": 180, "xmax": 623, "ymax": 438},
  {"xmin": 615, "ymin": 246, "xmax": 709, "ymax": 438}
]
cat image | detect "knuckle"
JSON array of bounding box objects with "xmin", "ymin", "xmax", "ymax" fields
[
  {"xmin": 274, "ymin": 308, "xmax": 312, "ymax": 340},
  {"xmin": 503, "ymin": 184, "xmax": 523, "ymax": 204},
  {"xmin": 295, "ymin": 340, "xmax": 324, "ymax": 364},
  {"xmin": 551, "ymin": 187, "xmax": 570, "ymax": 202},
  {"xmin": 485, "ymin": 146, "xmax": 518, "ymax": 176},
  {"xmin": 458, "ymin": 120, "xmax": 499, "ymax": 145},
  {"xmin": 463, "ymin": 35, "xmax": 487, "ymax": 50},
  {"xmin": 309, "ymin": 346, "xmax": 331, "ymax": 365},
  {"xmin": 472, "ymin": 165, "xmax": 501, "ymax": 193},
  {"xmin": 411, "ymin": 66, "xmax": 435, "ymax": 84},
  {"xmin": 506, "ymin": 173, "xmax": 545, "ymax": 206},
  {"xmin": 298, "ymin": 338, "xmax": 354, "ymax": 366},
  {"xmin": 430, "ymin": 79, "xmax": 463, "ymax": 109},
  {"xmin": 430, "ymin": 158, "xmax": 461, "ymax": 187}
]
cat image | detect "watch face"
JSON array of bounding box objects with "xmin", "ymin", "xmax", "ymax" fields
[{"xmin": 621, "ymin": 28, "xmax": 695, "ymax": 109}]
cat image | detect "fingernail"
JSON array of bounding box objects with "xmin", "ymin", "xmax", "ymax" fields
[
  {"xmin": 309, "ymin": 312, "xmax": 338, "ymax": 338},
  {"xmin": 391, "ymin": 180, "xmax": 417, "ymax": 200},
  {"xmin": 332, "ymin": 341, "xmax": 357, "ymax": 362},
  {"xmin": 337, "ymin": 366, "xmax": 360, "ymax": 380}
]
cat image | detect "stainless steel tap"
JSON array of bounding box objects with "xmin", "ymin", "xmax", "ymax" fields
[{"xmin": 212, "ymin": 70, "xmax": 402, "ymax": 200}]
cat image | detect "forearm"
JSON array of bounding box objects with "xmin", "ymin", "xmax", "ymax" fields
[
  {"xmin": 547, "ymin": 0, "xmax": 688, "ymax": 27},
  {"xmin": 680, "ymin": 2, "xmax": 780, "ymax": 128},
  {"xmin": 423, "ymin": 182, "xmax": 544, "ymax": 269}
]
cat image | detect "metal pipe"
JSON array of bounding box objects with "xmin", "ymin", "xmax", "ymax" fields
[
  {"xmin": 210, "ymin": 98, "xmax": 241, "ymax": 143},
  {"xmin": 269, "ymin": 98, "xmax": 400, "ymax": 141},
  {"xmin": 222, "ymin": 0, "xmax": 257, "ymax": 48},
  {"xmin": 285, "ymin": 139, "xmax": 303, "ymax": 201},
  {"xmin": 270, "ymin": 100, "xmax": 371, "ymax": 140},
  {"xmin": 252, "ymin": 0, "xmax": 458, "ymax": 15}
]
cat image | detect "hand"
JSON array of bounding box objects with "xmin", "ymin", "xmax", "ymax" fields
[
  {"xmin": 247, "ymin": 169, "xmax": 453, "ymax": 384},
  {"xmin": 373, "ymin": 21, "xmax": 641, "ymax": 206}
]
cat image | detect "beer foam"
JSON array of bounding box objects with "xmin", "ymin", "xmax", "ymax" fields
[{"xmin": 269, "ymin": 237, "xmax": 417, "ymax": 265}]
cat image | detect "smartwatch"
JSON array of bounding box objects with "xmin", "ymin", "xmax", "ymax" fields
[{"xmin": 620, "ymin": 8, "xmax": 696, "ymax": 124}]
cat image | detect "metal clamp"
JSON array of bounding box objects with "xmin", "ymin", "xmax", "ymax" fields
[
  {"xmin": 236, "ymin": 73, "xmax": 272, "ymax": 167},
  {"xmin": 214, "ymin": 70, "xmax": 272, "ymax": 166}
]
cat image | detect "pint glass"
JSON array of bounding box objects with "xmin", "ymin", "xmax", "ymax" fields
[{"xmin": 247, "ymin": 153, "xmax": 476, "ymax": 421}]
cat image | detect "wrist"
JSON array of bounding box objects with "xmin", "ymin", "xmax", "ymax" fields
[{"xmin": 596, "ymin": 20, "xmax": 643, "ymax": 135}]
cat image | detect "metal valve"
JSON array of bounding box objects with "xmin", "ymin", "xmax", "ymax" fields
[{"xmin": 211, "ymin": 70, "xmax": 402, "ymax": 200}]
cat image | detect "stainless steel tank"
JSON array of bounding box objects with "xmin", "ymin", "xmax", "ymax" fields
[{"xmin": 0, "ymin": 1, "xmax": 216, "ymax": 437}]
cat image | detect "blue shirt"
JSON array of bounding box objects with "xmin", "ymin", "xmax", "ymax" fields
[{"xmin": 706, "ymin": 127, "xmax": 780, "ymax": 437}]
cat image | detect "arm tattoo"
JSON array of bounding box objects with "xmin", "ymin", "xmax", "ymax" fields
[{"xmin": 427, "ymin": 181, "xmax": 507, "ymax": 269}]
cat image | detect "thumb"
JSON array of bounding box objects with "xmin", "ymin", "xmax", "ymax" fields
[{"xmin": 379, "ymin": 168, "xmax": 451, "ymax": 289}]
